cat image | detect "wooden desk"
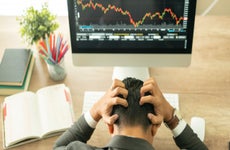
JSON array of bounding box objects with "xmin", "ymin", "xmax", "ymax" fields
[{"xmin": 0, "ymin": 16, "xmax": 230, "ymax": 150}]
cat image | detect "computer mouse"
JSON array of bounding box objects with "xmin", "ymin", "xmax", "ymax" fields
[{"xmin": 190, "ymin": 116, "xmax": 205, "ymax": 142}]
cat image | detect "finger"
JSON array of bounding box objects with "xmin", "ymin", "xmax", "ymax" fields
[
  {"xmin": 148, "ymin": 113, "xmax": 163, "ymax": 125},
  {"xmin": 111, "ymin": 97, "xmax": 128, "ymax": 107},
  {"xmin": 140, "ymin": 84, "xmax": 154, "ymax": 97},
  {"xmin": 103, "ymin": 114, "xmax": 119, "ymax": 125},
  {"xmin": 111, "ymin": 79, "xmax": 125, "ymax": 90},
  {"xmin": 141, "ymin": 77, "xmax": 160, "ymax": 96},
  {"xmin": 143, "ymin": 77, "xmax": 156, "ymax": 86},
  {"xmin": 139, "ymin": 95, "xmax": 156, "ymax": 105},
  {"xmin": 141, "ymin": 80, "xmax": 159, "ymax": 96},
  {"xmin": 112, "ymin": 86, "xmax": 128, "ymax": 99},
  {"xmin": 108, "ymin": 114, "xmax": 119, "ymax": 125}
]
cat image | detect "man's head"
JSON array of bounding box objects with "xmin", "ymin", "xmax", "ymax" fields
[{"xmin": 112, "ymin": 77, "xmax": 155, "ymax": 133}]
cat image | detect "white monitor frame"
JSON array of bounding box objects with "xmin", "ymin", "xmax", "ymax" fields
[{"xmin": 68, "ymin": 0, "xmax": 196, "ymax": 80}]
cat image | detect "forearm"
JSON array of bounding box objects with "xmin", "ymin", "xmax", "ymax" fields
[
  {"xmin": 173, "ymin": 125, "xmax": 208, "ymax": 150},
  {"xmin": 164, "ymin": 108, "xmax": 208, "ymax": 150},
  {"xmin": 53, "ymin": 114, "xmax": 95, "ymax": 149}
]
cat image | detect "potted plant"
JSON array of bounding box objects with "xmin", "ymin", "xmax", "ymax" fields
[{"xmin": 17, "ymin": 3, "xmax": 59, "ymax": 45}]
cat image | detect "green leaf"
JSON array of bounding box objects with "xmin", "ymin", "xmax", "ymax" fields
[{"xmin": 17, "ymin": 3, "xmax": 59, "ymax": 45}]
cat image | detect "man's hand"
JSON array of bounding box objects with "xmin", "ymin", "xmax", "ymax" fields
[
  {"xmin": 90, "ymin": 79, "xmax": 128, "ymax": 125},
  {"xmin": 140, "ymin": 77, "xmax": 174, "ymax": 125}
]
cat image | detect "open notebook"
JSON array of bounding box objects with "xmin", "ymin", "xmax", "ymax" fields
[{"xmin": 2, "ymin": 84, "xmax": 74, "ymax": 149}]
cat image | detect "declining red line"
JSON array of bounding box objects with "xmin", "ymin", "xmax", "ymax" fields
[{"xmin": 77, "ymin": 0, "xmax": 185, "ymax": 27}]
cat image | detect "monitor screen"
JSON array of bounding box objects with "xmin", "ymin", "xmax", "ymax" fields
[{"xmin": 67, "ymin": 0, "xmax": 197, "ymax": 68}]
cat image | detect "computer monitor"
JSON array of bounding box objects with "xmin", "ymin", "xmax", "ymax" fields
[{"xmin": 67, "ymin": 0, "xmax": 197, "ymax": 80}]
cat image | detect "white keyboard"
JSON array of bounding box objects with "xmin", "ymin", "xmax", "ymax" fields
[{"xmin": 82, "ymin": 91, "xmax": 179, "ymax": 113}]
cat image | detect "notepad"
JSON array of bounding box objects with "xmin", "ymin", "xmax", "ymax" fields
[{"xmin": 82, "ymin": 91, "xmax": 179, "ymax": 113}]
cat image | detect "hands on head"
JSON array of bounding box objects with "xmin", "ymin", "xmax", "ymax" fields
[
  {"xmin": 140, "ymin": 78, "xmax": 175, "ymax": 125},
  {"xmin": 90, "ymin": 79, "xmax": 128, "ymax": 125},
  {"xmin": 90, "ymin": 77, "xmax": 174, "ymax": 127}
]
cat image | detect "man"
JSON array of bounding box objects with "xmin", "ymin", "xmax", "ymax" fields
[{"xmin": 53, "ymin": 77, "xmax": 208, "ymax": 150}]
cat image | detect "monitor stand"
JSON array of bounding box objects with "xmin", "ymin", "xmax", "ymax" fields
[{"xmin": 112, "ymin": 67, "xmax": 150, "ymax": 81}]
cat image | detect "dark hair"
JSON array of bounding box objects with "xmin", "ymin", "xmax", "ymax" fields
[{"xmin": 112, "ymin": 77, "xmax": 155, "ymax": 132}]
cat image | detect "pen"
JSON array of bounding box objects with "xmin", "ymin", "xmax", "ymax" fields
[
  {"xmin": 39, "ymin": 40, "xmax": 47, "ymax": 51},
  {"xmin": 38, "ymin": 33, "xmax": 69, "ymax": 64},
  {"xmin": 58, "ymin": 44, "xmax": 69, "ymax": 62},
  {"xmin": 45, "ymin": 35, "xmax": 51, "ymax": 58},
  {"xmin": 39, "ymin": 46, "xmax": 49, "ymax": 57}
]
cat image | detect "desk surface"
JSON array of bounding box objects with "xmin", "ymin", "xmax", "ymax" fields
[{"xmin": 0, "ymin": 16, "xmax": 230, "ymax": 150}]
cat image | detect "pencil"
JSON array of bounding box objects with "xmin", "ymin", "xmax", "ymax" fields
[{"xmin": 38, "ymin": 33, "xmax": 69, "ymax": 65}]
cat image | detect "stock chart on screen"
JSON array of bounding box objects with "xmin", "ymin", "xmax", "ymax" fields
[{"xmin": 72, "ymin": 0, "xmax": 193, "ymax": 51}]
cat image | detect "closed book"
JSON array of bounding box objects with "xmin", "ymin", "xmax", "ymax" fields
[
  {"xmin": 0, "ymin": 49, "xmax": 32, "ymax": 86},
  {"xmin": 0, "ymin": 56, "xmax": 35, "ymax": 95}
]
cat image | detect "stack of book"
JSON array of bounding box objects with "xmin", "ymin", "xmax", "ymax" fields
[{"xmin": 0, "ymin": 48, "xmax": 35, "ymax": 95}]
